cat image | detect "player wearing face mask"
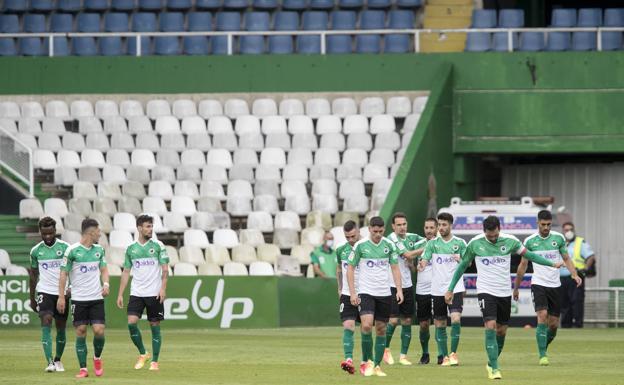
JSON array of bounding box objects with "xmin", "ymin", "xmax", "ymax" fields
[{"xmin": 311, "ymin": 232, "xmax": 338, "ymax": 279}]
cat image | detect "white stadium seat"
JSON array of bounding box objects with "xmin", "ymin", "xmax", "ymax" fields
[
  {"xmin": 343, "ymin": 115, "xmax": 368, "ymax": 134},
  {"xmin": 198, "ymin": 99, "xmax": 223, "ymax": 118},
  {"xmin": 120, "ymin": 100, "xmax": 144, "ymax": 118},
  {"xmin": 279, "ymin": 99, "xmax": 304, "ymax": 117},
  {"xmin": 223, "ymin": 261, "xmax": 248, "ymax": 276},
  {"xmin": 95, "ymin": 100, "xmax": 119, "ymax": 118},
  {"xmin": 332, "ymin": 97, "xmax": 357, "ymax": 118},
  {"xmin": 386, "ymin": 96, "xmax": 411, "ymax": 117},
  {"xmin": 146, "ymin": 99, "xmax": 171, "ymax": 119},
  {"xmin": 184, "ymin": 229, "xmax": 210, "ymax": 248},
  {"xmin": 305, "ymin": 98, "xmax": 330, "ymax": 118},
  {"xmin": 249, "ymin": 261, "xmax": 274, "ymax": 276},
  {"xmin": 252, "ymin": 98, "xmax": 278, "ymax": 117},
  {"xmin": 173, "ymin": 99, "xmax": 197, "ymax": 119},
  {"xmin": 224, "ymin": 99, "xmax": 249, "ymax": 118},
  {"xmin": 359, "ymin": 97, "xmax": 385, "ymax": 117}
]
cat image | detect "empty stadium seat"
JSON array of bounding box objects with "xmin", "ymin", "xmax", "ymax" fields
[
  {"xmin": 223, "ymin": 261, "xmax": 248, "ymax": 275},
  {"xmin": 249, "ymin": 261, "xmax": 274, "ymax": 276}
]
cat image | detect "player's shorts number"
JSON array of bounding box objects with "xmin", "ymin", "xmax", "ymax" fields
[
  {"xmin": 340, "ymin": 303, "xmax": 344, "ymax": 313},
  {"xmin": 70, "ymin": 304, "xmax": 76, "ymax": 316},
  {"xmin": 478, "ymin": 299, "xmax": 486, "ymax": 311},
  {"xmin": 36, "ymin": 294, "xmax": 44, "ymax": 304}
]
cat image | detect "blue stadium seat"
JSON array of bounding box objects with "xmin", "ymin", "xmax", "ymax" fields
[
  {"xmin": 471, "ymin": 9, "xmax": 496, "ymax": 28},
  {"xmin": 85, "ymin": 0, "xmax": 110, "ymax": 12},
  {"xmin": 0, "ymin": 39, "xmax": 18, "ymax": 56},
  {"xmin": 282, "ymin": 0, "xmax": 307, "ymax": 10},
  {"xmin": 384, "ymin": 34, "xmax": 409, "ymax": 53},
  {"xmin": 253, "ymin": 0, "xmax": 278, "ymax": 10},
  {"xmin": 302, "ymin": 11, "xmax": 328, "ymax": 29},
  {"xmin": 396, "ymin": 0, "xmax": 421, "ymax": 9},
  {"xmin": 72, "ymin": 36, "xmax": 98, "ymax": 55},
  {"xmin": 309, "ymin": 0, "xmax": 334, "ymax": 10},
  {"xmin": 604, "ymin": 8, "xmax": 624, "ymax": 27},
  {"xmin": 327, "ymin": 35, "xmax": 351, "ymax": 53},
  {"xmin": 196, "ymin": 0, "xmax": 222, "ymax": 9},
  {"xmin": 268, "ymin": 36, "xmax": 293, "ymax": 53},
  {"xmin": 139, "ymin": 0, "xmax": 163, "ymax": 11},
  {"xmin": 498, "ymin": 9, "xmax": 524, "ymax": 28},
  {"xmin": 368, "ymin": 0, "xmax": 391, "ymax": 9},
  {"xmin": 24, "ymin": 14, "xmax": 47, "ymax": 32},
  {"xmin": 3, "ymin": 0, "xmax": 28, "ymax": 13},
  {"xmin": 31, "ymin": 0, "xmax": 55, "ymax": 13},
  {"xmin": 492, "ymin": 32, "xmax": 518, "ymax": 51},
  {"xmin": 0, "ymin": 15, "xmax": 20, "ymax": 33},
  {"xmin": 240, "ymin": 12, "xmax": 269, "ymax": 54},
  {"xmin": 388, "ymin": 10, "xmax": 413, "ymax": 28},
  {"xmin": 100, "ymin": 36, "xmax": 125, "ymax": 55},
  {"xmin": 20, "ymin": 38, "xmax": 45, "ymax": 55},
  {"xmin": 155, "ymin": 36, "xmax": 180, "ymax": 54},
  {"xmin": 223, "ymin": 0, "xmax": 249, "ymax": 10},
  {"xmin": 546, "ymin": 32, "xmax": 571, "ymax": 51},
  {"xmin": 274, "ymin": 11, "xmax": 299, "ymax": 30},
  {"xmin": 339, "ymin": 0, "xmax": 363, "ymax": 10},
  {"xmin": 355, "ymin": 35, "xmax": 380, "ymax": 53},
  {"xmin": 167, "ymin": 0, "xmax": 192, "ymax": 10},
  {"xmin": 213, "ymin": 12, "xmax": 241, "ymax": 54},
  {"xmin": 105, "ymin": 13, "xmax": 129, "ymax": 31},
  {"xmin": 464, "ymin": 32, "xmax": 491, "ymax": 51},
  {"xmin": 601, "ymin": 31, "xmax": 622, "ymax": 50},
  {"xmin": 551, "ymin": 9, "xmax": 576, "ymax": 27},
  {"xmin": 331, "ymin": 10, "xmax": 356, "ymax": 29},
  {"xmin": 77, "ymin": 13, "xmax": 101, "ymax": 32},
  {"xmin": 184, "ymin": 12, "xmax": 211, "ymax": 55},
  {"xmin": 577, "ymin": 8, "xmax": 602, "ymax": 27},
  {"xmin": 360, "ymin": 10, "xmax": 385, "ymax": 29},
  {"xmin": 572, "ymin": 32, "xmax": 596, "ymax": 51},
  {"xmin": 160, "ymin": 12, "xmax": 184, "ymax": 30},
  {"xmin": 519, "ymin": 31, "xmax": 544, "ymax": 51},
  {"xmin": 50, "ymin": 13, "xmax": 74, "ymax": 32},
  {"xmin": 188, "ymin": 12, "xmax": 213, "ymax": 30},
  {"xmin": 112, "ymin": 0, "xmax": 136, "ymax": 11},
  {"xmin": 58, "ymin": 0, "xmax": 82, "ymax": 13},
  {"xmin": 297, "ymin": 35, "xmax": 321, "ymax": 53},
  {"xmin": 48, "ymin": 37, "xmax": 71, "ymax": 56},
  {"xmin": 129, "ymin": 13, "xmax": 157, "ymax": 55}
]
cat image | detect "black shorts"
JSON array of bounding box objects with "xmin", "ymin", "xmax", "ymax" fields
[
  {"xmin": 531, "ymin": 284, "xmax": 561, "ymax": 317},
  {"xmin": 432, "ymin": 292, "xmax": 464, "ymax": 320},
  {"xmin": 71, "ymin": 299, "xmax": 105, "ymax": 326},
  {"xmin": 477, "ymin": 293, "xmax": 511, "ymax": 325},
  {"xmin": 128, "ymin": 296, "xmax": 165, "ymax": 322},
  {"xmin": 390, "ymin": 287, "xmax": 415, "ymax": 318},
  {"xmin": 36, "ymin": 292, "xmax": 69, "ymax": 321},
  {"xmin": 358, "ymin": 294, "xmax": 392, "ymax": 323},
  {"xmin": 415, "ymin": 294, "xmax": 433, "ymax": 322},
  {"xmin": 339, "ymin": 294, "xmax": 360, "ymax": 322}
]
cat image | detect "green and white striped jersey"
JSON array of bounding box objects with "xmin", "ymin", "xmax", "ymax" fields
[
  {"xmin": 348, "ymin": 237, "xmax": 399, "ymax": 297},
  {"xmin": 61, "ymin": 243, "xmax": 106, "ymax": 301},
  {"xmin": 123, "ymin": 239, "xmax": 169, "ymax": 297},
  {"xmin": 30, "ymin": 240, "xmax": 70, "ymax": 295}
]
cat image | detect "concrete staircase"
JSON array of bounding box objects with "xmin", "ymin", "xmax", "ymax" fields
[{"xmin": 420, "ymin": 0, "xmax": 474, "ymax": 52}]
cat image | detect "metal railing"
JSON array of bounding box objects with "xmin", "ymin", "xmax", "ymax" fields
[
  {"xmin": 1, "ymin": 27, "xmax": 623, "ymax": 56},
  {"xmin": 0, "ymin": 126, "xmax": 34, "ymax": 197},
  {"xmin": 584, "ymin": 287, "xmax": 624, "ymax": 327}
]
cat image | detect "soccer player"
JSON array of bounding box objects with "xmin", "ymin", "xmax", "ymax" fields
[
  {"xmin": 57, "ymin": 219, "xmax": 109, "ymax": 378},
  {"xmin": 28, "ymin": 216, "xmax": 70, "ymax": 372},
  {"xmin": 383, "ymin": 212, "xmax": 424, "ymax": 366},
  {"xmin": 512, "ymin": 210, "xmax": 582, "ymax": 366},
  {"xmin": 347, "ymin": 216, "xmax": 403, "ymax": 377},
  {"xmin": 117, "ymin": 214, "xmax": 169, "ymax": 371},
  {"xmin": 415, "ymin": 217, "xmax": 437, "ymax": 365},
  {"xmin": 445, "ymin": 215, "xmax": 563, "ymax": 380},
  {"xmin": 419, "ymin": 212, "xmax": 466, "ymax": 367},
  {"xmin": 335, "ymin": 220, "xmax": 360, "ymax": 375}
]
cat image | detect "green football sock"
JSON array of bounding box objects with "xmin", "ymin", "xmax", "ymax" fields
[
  {"xmin": 435, "ymin": 326, "xmax": 448, "ymax": 357},
  {"xmin": 485, "ymin": 329, "xmax": 499, "ymax": 370},
  {"xmin": 385, "ymin": 324, "xmax": 396, "ymax": 348},
  {"xmin": 400, "ymin": 324, "xmax": 412, "ymax": 355},
  {"xmin": 55, "ymin": 328, "xmax": 66, "ymax": 361},
  {"xmin": 450, "ymin": 322, "xmax": 461, "ymax": 353},
  {"xmin": 361, "ymin": 332, "xmax": 373, "ymax": 362},
  {"xmin": 41, "ymin": 326, "xmax": 53, "ymax": 364},
  {"xmin": 76, "ymin": 336, "xmax": 87, "ymax": 368},
  {"xmin": 342, "ymin": 329, "xmax": 354, "ymax": 360},
  {"xmin": 128, "ymin": 323, "xmax": 146, "ymax": 355},
  {"xmin": 93, "ymin": 335, "xmax": 105, "ymax": 358},
  {"xmin": 496, "ymin": 334, "xmax": 506, "ymax": 357},
  {"xmin": 536, "ymin": 324, "xmax": 548, "ymax": 358},
  {"xmin": 547, "ymin": 328, "xmax": 557, "ymax": 347},
  {"xmin": 419, "ymin": 330, "xmax": 430, "ymax": 354},
  {"xmin": 374, "ymin": 335, "xmax": 386, "ymax": 366},
  {"xmin": 151, "ymin": 325, "xmax": 162, "ymax": 362}
]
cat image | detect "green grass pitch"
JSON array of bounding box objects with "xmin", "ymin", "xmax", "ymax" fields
[{"xmin": 1, "ymin": 327, "xmax": 623, "ymax": 384}]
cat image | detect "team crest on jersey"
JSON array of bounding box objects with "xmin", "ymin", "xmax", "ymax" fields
[
  {"xmin": 56, "ymin": 250, "xmax": 63, "ymax": 257},
  {"xmin": 408, "ymin": 241, "xmax": 414, "ymax": 247},
  {"xmin": 551, "ymin": 241, "xmax": 557, "ymax": 247},
  {"xmin": 500, "ymin": 246, "xmax": 507, "ymax": 253},
  {"xmin": 149, "ymin": 248, "xmax": 155, "ymax": 254},
  {"xmin": 452, "ymin": 245, "xmax": 459, "ymax": 252},
  {"xmin": 383, "ymin": 247, "xmax": 390, "ymax": 254},
  {"xmin": 95, "ymin": 252, "xmax": 101, "ymax": 258}
]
